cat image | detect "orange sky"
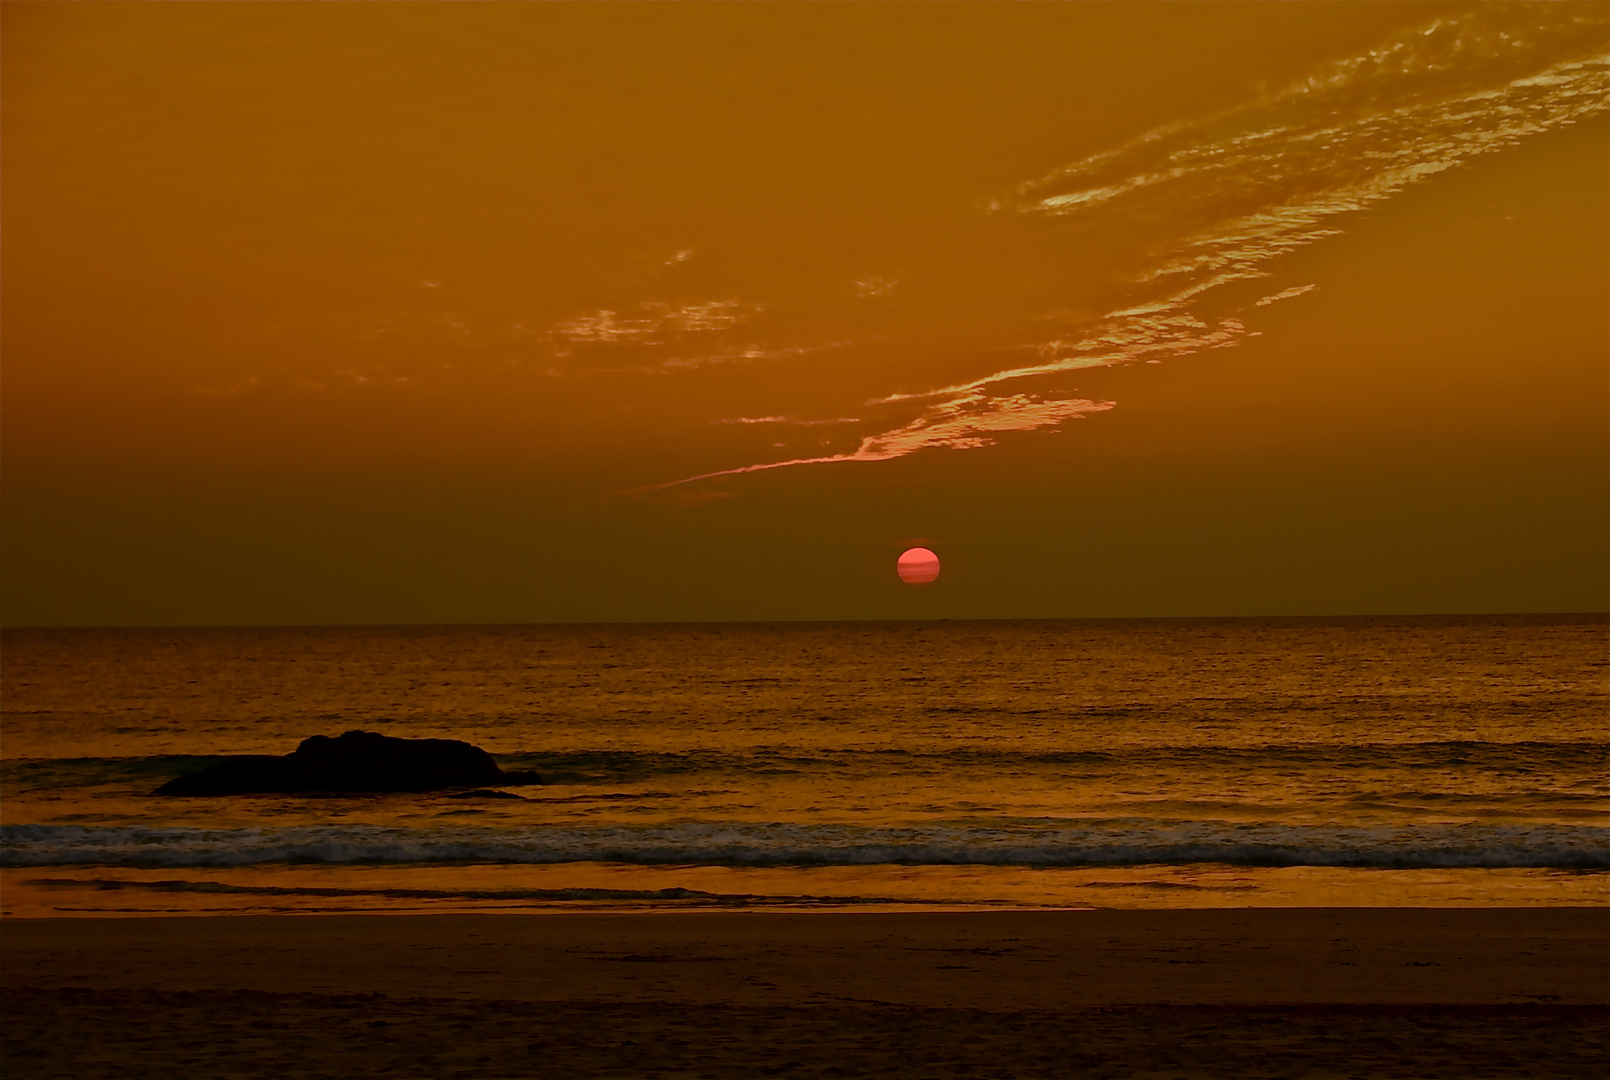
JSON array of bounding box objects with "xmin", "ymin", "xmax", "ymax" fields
[{"xmin": 3, "ymin": 1, "xmax": 1606, "ymax": 625}]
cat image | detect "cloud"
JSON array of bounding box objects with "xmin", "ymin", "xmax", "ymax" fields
[
  {"xmin": 550, "ymin": 300, "xmax": 752, "ymax": 347},
  {"xmin": 985, "ymin": 7, "xmax": 1607, "ymax": 383},
  {"xmin": 1255, "ymin": 285, "xmax": 1319, "ymax": 307},
  {"xmin": 853, "ymin": 276, "xmax": 898, "ymax": 299},
  {"xmin": 656, "ymin": 393, "xmax": 1113, "ymax": 489},
  {"xmin": 657, "ymin": 5, "xmax": 1605, "ymax": 490},
  {"xmin": 711, "ymin": 416, "xmax": 861, "ymax": 426}
]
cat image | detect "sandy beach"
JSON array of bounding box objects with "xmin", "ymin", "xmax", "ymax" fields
[{"xmin": 5, "ymin": 909, "xmax": 1606, "ymax": 1077}]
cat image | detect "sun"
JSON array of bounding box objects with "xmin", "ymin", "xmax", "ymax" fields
[{"xmin": 897, "ymin": 547, "xmax": 941, "ymax": 584}]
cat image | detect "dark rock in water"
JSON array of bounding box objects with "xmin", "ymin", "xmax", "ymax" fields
[
  {"xmin": 153, "ymin": 755, "xmax": 296, "ymax": 797},
  {"xmin": 445, "ymin": 789, "xmax": 528, "ymax": 800},
  {"xmin": 154, "ymin": 730, "xmax": 543, "ymax": 796}
]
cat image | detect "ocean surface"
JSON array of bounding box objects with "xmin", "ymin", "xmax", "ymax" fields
[{"xmin": 2, "ymin": 616, "xmax": 1605, "ymax": 915}]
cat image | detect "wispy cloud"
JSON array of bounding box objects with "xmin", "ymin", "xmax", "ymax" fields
[
  {"xmin": 657, "ymin": 393, "xmax": 1113, "ymax": 489},
  {"xmin": 659, "ymin": 4, "xmax": 1607, "ymax": 489},
  {"xmin": 1255, "ymin": 285, "xmax": 1318, "ymax": 307},
  {"xmin": 984, "ymin": 7, "xmax": 1607, "ymax": 377},
  {"xmin": 550, "ymin": 300, "xmax": 753, "ymax": 349},
  {"xmin": 711, "ymin": 416, "xmax": 861, "ymax": 426},
  {"xmin": 183, "ymin": 6, "xmax": 1608, "ymax": 487}
]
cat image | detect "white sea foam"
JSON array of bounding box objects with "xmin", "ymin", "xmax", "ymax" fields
[{"xmin": 4, "ymin": 821, "xmax": 1605, "ymax": 869}]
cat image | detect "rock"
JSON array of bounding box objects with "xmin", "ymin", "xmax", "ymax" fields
[
  {"xmin": 445, "ymin": 789, "xmax": 528, "ymax": 800},
  {"xmin": 154, "ymin": 730, "xmax": 542, "ymax": 796},
  {"xmin": 152, "ymin": 755, "xmax": 295, "ymax": 797}
]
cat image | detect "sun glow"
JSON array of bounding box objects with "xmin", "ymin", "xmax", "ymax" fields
[{"xmin": 897, "ymin": 548, "xmax": 941, "ymax": 585}]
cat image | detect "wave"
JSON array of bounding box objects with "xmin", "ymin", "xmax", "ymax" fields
[{"xmin": 5, "ymin": 820, "xmax": 1605, "ymax": 870}]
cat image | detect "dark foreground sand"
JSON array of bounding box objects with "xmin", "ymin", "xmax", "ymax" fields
[{"xmin": 4, "ymin": 909, "xmax": 1606, "ymax": 1078}]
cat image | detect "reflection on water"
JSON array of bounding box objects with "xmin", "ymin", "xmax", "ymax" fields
[{"xmin": 2, "ymin": 617, "xmax": 1605, "ymax": 912}]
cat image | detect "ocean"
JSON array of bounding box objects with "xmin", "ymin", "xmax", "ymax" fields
[{"xmin": 2, "ymin": 616, "xmax": 1605, "ymax": 915}]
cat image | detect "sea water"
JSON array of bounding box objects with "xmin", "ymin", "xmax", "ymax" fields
[{"xmin": 2, "ymin": 617, "xmax": 1605, "ymax": 915}]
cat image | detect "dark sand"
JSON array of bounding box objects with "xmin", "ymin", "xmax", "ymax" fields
[{"xmin": 4, "ymin": 909, "xmax": 1606, "ymax": 1077}]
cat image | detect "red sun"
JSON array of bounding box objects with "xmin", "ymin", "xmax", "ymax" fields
[{"xmin": 897, "ymin": 547, "xmax": 941, "ymax": 584}]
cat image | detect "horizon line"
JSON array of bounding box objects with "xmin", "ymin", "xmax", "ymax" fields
[{"xmin": 3, "ymin": 612, "xmax": 1605, "ymax": 633}]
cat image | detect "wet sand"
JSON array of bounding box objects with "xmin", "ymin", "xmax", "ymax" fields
[{"xmin": 5, "ymin": 909, "xmax": 1607, "ymax": 1077}]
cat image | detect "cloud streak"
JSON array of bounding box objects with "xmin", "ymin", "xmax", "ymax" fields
[
  {"xmin": 659, "ymin": 4, "xmax": 1607, "ymax": 488},
  {"xmin": 656, "ymin": 394, "xmax": 1114, "ymax": 489}
]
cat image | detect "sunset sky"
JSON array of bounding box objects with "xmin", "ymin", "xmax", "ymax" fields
[{"xmin": 4, "ymin": 1, "xmax": 1606, "ymax": 626}]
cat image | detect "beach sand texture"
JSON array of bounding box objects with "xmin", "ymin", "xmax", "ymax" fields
[{"xmin": 5, "ymin": 909, "xmax": 1606, "ymax": 1078}]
